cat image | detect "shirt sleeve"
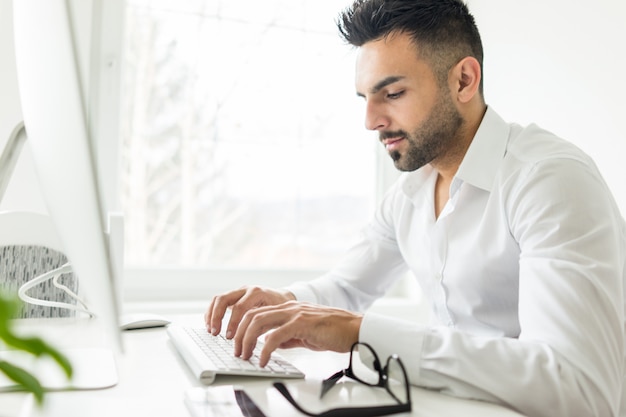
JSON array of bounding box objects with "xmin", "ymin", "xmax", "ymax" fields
[{"xmin": 362, "ymin": 157, "xmax": 625, "ymax": 417}]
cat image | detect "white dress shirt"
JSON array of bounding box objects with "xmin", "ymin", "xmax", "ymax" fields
[{"xmin": 287, "ymin": 107, "xmax": 626, "ymax": 417}]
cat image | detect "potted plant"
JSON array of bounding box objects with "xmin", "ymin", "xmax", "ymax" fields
[{"xmin": 0, "ymin": 292, "xmax": 72, "ymax": 405}]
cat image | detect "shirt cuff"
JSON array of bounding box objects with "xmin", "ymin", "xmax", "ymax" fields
[
  {"xmin": 283, "ymin": 282, "xmax": 319, "ymax": 304},
  {"xmin": 360, "ymin": 311, "xmax": 427, "ymax": 382}
]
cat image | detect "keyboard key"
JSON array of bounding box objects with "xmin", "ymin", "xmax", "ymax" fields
[{"xmin": 171, "ymin": 326, "xmax": 305, "ymax": 380}]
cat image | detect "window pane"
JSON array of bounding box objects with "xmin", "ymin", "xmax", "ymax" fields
[{"xmin": 120, "ymin": 0, "xmax": 375, "ymax": 269}]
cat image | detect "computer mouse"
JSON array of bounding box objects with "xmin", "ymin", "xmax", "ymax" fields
[{"xmin": 119, "ymin": 313, "xmax": 171, "ymax": 331}]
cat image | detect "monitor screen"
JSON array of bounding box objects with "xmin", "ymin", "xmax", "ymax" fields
[{"xmin": 12, "ymin": 0, "xmax": 124, "ymax": 354}]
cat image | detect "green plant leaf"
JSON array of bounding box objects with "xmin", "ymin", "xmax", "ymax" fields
[
  {"xmin": 0, "ymin": 360, "xmax": 44, "ymax": 405},
  {"xmin": 0, "ymin": 294, "xmax": 21, "ymax": 331},
  {"xmin": 0, "ymin": 292, "xmax": 74, "ymax": 406},
  {"xmin": 0, "ymin": 334, "xmax": 73, "ymax": 378}
]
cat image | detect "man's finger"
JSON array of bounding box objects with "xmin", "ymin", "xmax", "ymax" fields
[{"xmin": 208, "ymin": 288, "xmax": 246, "ymax": 335}]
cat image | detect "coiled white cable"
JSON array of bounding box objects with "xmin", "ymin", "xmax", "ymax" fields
[{"xmin": 17, "ymin": 262, "xmax": 95, "ymax": 317}]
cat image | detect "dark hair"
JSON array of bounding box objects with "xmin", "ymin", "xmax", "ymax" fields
[{"xmin": 337, "ymin": 0, "xmax": 484, "ymax": 93}]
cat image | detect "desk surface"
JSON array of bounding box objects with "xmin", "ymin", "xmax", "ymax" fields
[{"xmin": 2, "ymin": 315, "xmax": 525, "ymax": 417}]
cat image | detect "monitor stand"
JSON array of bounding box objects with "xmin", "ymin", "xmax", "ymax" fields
[{"xmin": 0, "ymin": 347, "xmax": 118, "ymax": 391}]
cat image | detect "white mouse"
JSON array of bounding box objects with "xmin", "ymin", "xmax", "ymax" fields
[{"xmin": 119, "ymin": 313, "xmax": 171, "ymax": 331}]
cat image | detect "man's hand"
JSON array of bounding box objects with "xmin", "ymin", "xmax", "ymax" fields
[
  {"xmin": 204, "ymin": 286, "xmax": 296, "ymax": 339},
  {"xmin": 233, "ymin": 301, "xmax": 363, "ymax": 367}
]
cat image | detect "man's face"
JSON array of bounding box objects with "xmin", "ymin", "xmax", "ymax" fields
[{"xmin": 355, "ymin": 32, "xmax": 464, "ymax": 172}]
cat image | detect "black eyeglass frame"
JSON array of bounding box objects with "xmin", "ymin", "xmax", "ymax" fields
[{"xmin": 274, "ymin": 342, "xmax": 412, "ymax": 417}]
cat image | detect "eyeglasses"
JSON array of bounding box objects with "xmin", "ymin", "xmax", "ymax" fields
[{"xmin": 273, "ymin": 342, "xmax": 411, "ymax": 417}]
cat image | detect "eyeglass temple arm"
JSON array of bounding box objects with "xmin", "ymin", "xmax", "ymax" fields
[
  {"xmin": 275, "ymin": 382, "xmax": 410, "ymax": 417},
  {"xmin": 274, "ymin": 382, "xmax": 319, "ymax": 417},
  {"xmin": 320, "ymin": 369, "xmax": 346, "ymax": 399}
]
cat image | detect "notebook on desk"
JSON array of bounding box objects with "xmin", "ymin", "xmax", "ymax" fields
[{"xmin": 167, "ymin": 325, "xmax": 304, "ymax": 385}]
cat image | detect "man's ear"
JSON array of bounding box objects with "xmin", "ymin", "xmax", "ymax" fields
[{"xmin": 452, "ymin": 56, "xmax": 481, "ymax": 103}]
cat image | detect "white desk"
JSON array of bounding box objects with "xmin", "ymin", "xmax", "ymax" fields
[{"xmin": 2, "ymin": 315, "xmax": 525, "ymax": 417}]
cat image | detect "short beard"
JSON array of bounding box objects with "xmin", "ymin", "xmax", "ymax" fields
[{"xmin": 386, "ymin": 91, "xmax": 464, "ymax": 172}]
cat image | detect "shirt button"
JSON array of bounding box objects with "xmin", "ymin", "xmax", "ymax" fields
[{"xmin": 435, "ymin": 272, "xmax": 443, "ymax": 280}]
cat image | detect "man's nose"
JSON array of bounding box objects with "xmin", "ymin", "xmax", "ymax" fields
[{"xmin": 364, "ymin": 101, "xmax": 389, "ymax": 131}]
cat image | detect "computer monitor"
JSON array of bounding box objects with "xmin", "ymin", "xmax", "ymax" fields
[{"xmin": 12, "ymin": 0, "xmax": 124, "ymax": 362}]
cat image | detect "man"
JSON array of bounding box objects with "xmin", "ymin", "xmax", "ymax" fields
[{"xmin": 205, "ymin": 1, "xmax": 626, "ymax": 416}]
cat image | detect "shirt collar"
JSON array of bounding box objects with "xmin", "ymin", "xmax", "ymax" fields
[
  {"xmin": 454, "ymin": 106, "xmax": 510, "ymax": 193},
  {"xmin": 400, "ymin": 106, "xmax": 510, "ymax": 199}
]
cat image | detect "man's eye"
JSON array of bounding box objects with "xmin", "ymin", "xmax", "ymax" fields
[{"xmin": 387, "ymin": 91, "xmax": 404, "ymax": 99}]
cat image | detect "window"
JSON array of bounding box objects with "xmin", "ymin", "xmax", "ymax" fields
[{"xmin": 120, "ymin": 0, "xmax": 382, "ymax": 273}]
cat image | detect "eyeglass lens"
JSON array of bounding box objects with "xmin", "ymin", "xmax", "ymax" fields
[
  {"xmin": 351, "ymin": 343, "xmax": 408, "ymax": 405},
  {"xmin": 350, "ymin": 343, "xmax": 382, "ymax": 385},
  {"xmin": 384, "ymin": 357, "xmax": 409, "ymax": 405}
]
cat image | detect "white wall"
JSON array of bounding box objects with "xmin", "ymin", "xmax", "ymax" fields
[{"xmin": 1, "ymin": 0, "xmax": 625, "ymax": 214}]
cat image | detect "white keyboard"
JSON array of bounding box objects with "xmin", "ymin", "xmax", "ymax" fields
[{"xmin": 167, "ymin": 325, "xmax": 305, "ymax": 384}]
